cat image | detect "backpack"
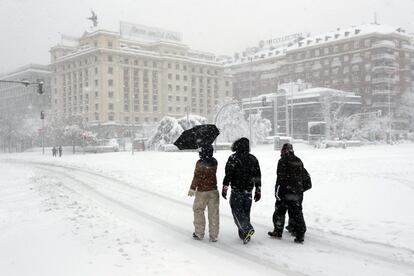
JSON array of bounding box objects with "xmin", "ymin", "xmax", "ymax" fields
[{"xmin": 302, "ymin": 168, "xmax": 312, "ymax": 192}]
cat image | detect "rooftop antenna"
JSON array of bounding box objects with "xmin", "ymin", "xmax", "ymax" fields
[{"xmin": 87, "ymin": 9, "xmax": 98, "ymax": 28}]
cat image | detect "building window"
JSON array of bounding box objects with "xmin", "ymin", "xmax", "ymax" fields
[
  {"xmin": 108, "ymin": 67, "xmax": 113, "ymax": 74},
  {"xmin": 168, "ymin": 73, "xmax": 172, "ymax": 80},
  {"xmin": 108, "ymin": 103, "xmax": 114, "ymax": 110},
  {"xmin": 108, "ymin": 91, "xmax": 114, "ymax": 98},
  {"xmin": 108, "ymin": 79, "xmax": 113, "ymax": 86},
  {"xmin": 108, "ymin": 55, "xmax": 113, "ymax": 62},
  {"xmin": 354, "ymin": 40, "xmax": 360, "ymax": 49},
  {"xmin": 107, "ymin": 41, "xmax": 113, "ymax": 48},
  {"xmin": 176, "ymin": 74, "xmax": 180, "ymax": 80}
]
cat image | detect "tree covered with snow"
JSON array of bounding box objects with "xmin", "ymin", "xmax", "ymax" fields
[
  {"xmin": 342, "ymin": 114, "xmax": 389, "ymax": 141},
  {"xmin": 215, "ymin": 102, "xmax": 249, "ymax": 143},
  {"xmin": 319, "ymin": 92, "xmax": 347, "ymax": 140},
  {"xmin": 147, "ymin": 115, "xmax": 208, "ymax": 150},
  {"xmin": 248, "ymin": 111, "xmax": 272, "ymax": 144},
  {"xmin": 148, "ymin": 116, "xmax": 184, "ymax": 150},
  {"xmin": 62, "ymin": 115, "xmax": 89, "ymax": 153},
  {"xmin": 177, "ymin": 115, "xmax": 208, "ymax": 130},
  {"xmin": 396, "ymin": 91, "xmax": 414, "ymax": 133}
]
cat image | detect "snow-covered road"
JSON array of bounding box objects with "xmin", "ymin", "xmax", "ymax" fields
[{"xmin": 1, "ymin": 150, "xmax": 413, "ymax": 276}]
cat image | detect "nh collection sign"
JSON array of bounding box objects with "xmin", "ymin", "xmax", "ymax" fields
[
  {"xmin": 260, "ymin": 33, "xmax": 304, "ymax": 48},
  {"xmin": 120, "ymin": 22, "xmax": 183, "ymax": 43}
]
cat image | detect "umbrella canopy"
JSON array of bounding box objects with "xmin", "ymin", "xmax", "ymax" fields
[{"xmin": 174, "ymin": 124, "xmax": 220, "ymax": 150}]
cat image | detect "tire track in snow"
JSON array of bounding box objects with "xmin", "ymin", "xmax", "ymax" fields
[
  {"xmin": 9, "ymin": 160, "xmax": 414, "ymax": 272},
  {"xmin": 31, "ymin": 163, "xmax": 305, "ymax": 276}
]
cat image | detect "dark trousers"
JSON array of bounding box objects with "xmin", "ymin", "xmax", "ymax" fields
[
  {"xmin": 273, "ymin": 193, "xmax": 306, "ymax": 237},
  {"xmin": 230, "ymin": 190, "xmax": 254, "ymax": 239},
  {"xmin": 287, "ymin": 194, "xmax": 304, "ymax": 230}
]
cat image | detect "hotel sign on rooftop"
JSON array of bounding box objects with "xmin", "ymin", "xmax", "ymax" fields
[{"xmin": 120, "ymin": 21, "xmax": 183, "ymax": 43}]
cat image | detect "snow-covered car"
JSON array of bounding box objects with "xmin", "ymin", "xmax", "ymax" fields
[{"xmin": 83, "ymin": 139, "xmax": 119, "ymax": 153}]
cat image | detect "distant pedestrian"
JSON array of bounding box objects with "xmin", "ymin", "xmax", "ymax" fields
[
  {"xmin": 268, "ymin": 143, "xmax": 310, "ymax": 244},
  {"xmin": 58, "ymin": 146, "xmax": 62, "ymax": 157},
  {"xmin": 52, "ymin": 147, "xmax": 57, "ymax": 157},
  {"xmin": 222, "ymin": 137, "xmax": 261, "ymax": 244},
  {"xmin": 188, "ymin": 145, "xmax": 220, "ymax": 242}
]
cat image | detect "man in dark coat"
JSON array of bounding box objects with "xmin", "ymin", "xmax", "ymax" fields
[
  {"xmin": 268, "ymin": 143, "xmax": 307, "ymax": 243},
  {"xmin": 222, "ymin": 137, "xmax": 261, "ymax": 244}
]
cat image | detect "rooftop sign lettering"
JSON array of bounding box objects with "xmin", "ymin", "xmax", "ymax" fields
[{"xmin": 120, "ymin": 21, "xmax": 182, "ymax": 42}]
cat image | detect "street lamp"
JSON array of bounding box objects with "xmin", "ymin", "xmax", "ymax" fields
[{"xmin": 248, "ymin": 57, "xmax": 253, "ymax": 143}]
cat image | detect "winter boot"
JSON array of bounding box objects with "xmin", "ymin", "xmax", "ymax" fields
[
  {"xmin": 192, "ymin": 232, "xmax": 202, "ymax": 240},
  {"xmin": 294, "ymin": 234, "xmax": 304, "ymax": 244},
  {"xmin": 243, "ymin": 229, "xmax": 255, "ymax": 244},
  {"xmin": 268, "ymin": 231, "xmax": 282, "ymax": 239},
  {"xmin": 209, "ymin": 237, "xmax": 218, "ymax": 242}
]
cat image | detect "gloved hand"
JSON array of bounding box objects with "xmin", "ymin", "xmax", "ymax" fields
[
  {"xmin": 254, "ymin": 191, "xmax": 261, "ymax": 202},
  {"xmin": 188, "ymin": 189, "xmax": 195, "ymax": 197},
  {"xmin": 221, "ymin": 186, "xmax": 228, "ymax": 200}
]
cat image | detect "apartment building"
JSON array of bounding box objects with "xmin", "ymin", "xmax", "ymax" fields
[{"xmin": 226, "ymin": 23, "xmax": 414, "ymax": 135}]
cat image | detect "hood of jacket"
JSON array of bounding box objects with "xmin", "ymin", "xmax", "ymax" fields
[{"xmin": 231, "ymin": 137, "xmax": 250, "ymax": 153}]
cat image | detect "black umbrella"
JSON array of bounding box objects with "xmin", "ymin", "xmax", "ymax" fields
[{"xmin": 174, "ymin": 124, "xmax": 220, "ymax": 150}]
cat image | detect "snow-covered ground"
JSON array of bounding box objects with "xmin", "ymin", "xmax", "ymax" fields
[{"xmin": 1, "ymin": 143, "xmax": 413, "ymax": 275}]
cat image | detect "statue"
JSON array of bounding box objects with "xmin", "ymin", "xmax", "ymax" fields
[{"xmin": 87, "ymin": 10, "xmax": 98, "ymax": 28}]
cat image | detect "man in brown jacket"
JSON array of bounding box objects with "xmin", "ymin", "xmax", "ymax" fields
[{"xmin": 188, "ymin": 145, "xmax": 219, "ymax": 242}]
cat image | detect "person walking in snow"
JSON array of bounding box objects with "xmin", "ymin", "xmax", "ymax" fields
[
  {"xmin": 268, "ymin": 143, "xmax": 308, "ymax": 243},
  {"xmin": 188, "ymin": 145, "xmax": 220, "ymax": 242},
  {"xmin": 222, "ymin": 137, "xmax": 261, "ymax": 244},
  {"xmin": 58, "ymin": 145, "xmax": 62, "ymax": 157},
  {"xmin": 52, "ymin": 146, "xmax": 57, "ymax": 157}
]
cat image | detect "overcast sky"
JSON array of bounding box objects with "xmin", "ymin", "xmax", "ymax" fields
[{"xmin": 0, "ymin": 0, "xmax": 413, "ymax": 73}]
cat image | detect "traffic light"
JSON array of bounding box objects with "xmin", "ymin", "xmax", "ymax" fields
[
  {"xmin": 40, "ymin": 111, "xmax": 45, "ymax": 120},
  {"xmin": 37, "ymin": 81, "xmax": 44, "ymax": 94}
]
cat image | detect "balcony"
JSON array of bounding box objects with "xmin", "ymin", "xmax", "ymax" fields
[
  {"xmin": 402, "ymin": 44, "xmax": 414, "ymax": 51},
  {"xmin": 372, "ymin": 40, "xmax": 396, "ymax": 48},
  {"xmin": 372, "ymin": 102, "xmax": 396, "ymax": 109},
  {"xmin": 372, "ymin": 89, "xmax": 397, "ymax": 96},
  {"xmin": 372, "ymin": 53, "xmax": 396, "ymax": 60},
  {"xmin": 371, "ymin": 77, "xmax": 397, "ymax": 84},
  {"xmin": 371, "ymin": 65, "xmax": 398, "ymax": 73}
]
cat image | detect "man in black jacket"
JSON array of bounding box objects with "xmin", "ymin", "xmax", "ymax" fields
[
  {"xmin": 268, "ymin": 143, "xmax": 307, "ymax": 243},
  {"xmin": 222, "ymin": 137, "xmax": 261, "ymax": 244}
]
